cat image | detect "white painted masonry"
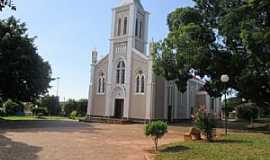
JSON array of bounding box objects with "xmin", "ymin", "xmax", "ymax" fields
[{"xmin": 87, "ymin": 0, "xmax": 222, "ymax": 121}]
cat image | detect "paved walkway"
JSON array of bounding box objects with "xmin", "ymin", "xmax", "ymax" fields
[{"xmin": 0, "ymin": 120, "xmax": 185, "ymax": 160}]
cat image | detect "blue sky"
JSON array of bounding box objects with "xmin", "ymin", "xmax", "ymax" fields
[{"xmin": 1, "ymin": 0, "xmax": 194, "ymax": 101}]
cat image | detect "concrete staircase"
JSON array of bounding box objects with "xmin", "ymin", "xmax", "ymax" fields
[{"xmin": 81, "ymin": 116, "xmax": 132, "ymax": 124}]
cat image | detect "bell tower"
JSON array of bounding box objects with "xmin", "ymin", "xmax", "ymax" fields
[
  {"xmin": 111, "ymin": 0, "xmax": 149, "ymax": 55},
  {"xmin": 105, "ymin": 0, "xmax": 149, "ymax": 118}
]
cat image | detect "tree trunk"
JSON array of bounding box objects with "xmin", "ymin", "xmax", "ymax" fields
[
  {"xmin": 154, "ymin": 137, "xmax": 158, "ymax": 152},
  {"xmin": 250, "ymin": 118, "xmax": 254, "ymax": 128}
]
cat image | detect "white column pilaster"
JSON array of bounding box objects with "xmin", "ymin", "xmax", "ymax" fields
[
  {"xmin": 105, "ymin": 9, "xmax": 116, "ymax": 117},
  {"xmin": 164, "ymin": 81, "xmax": 168, "ymax": 120},
  {"xmin": 123, "ymin": 4, "xmax": 136, "ymax": 119},
  {"xmin": 144, "ymin": 12, "xmax": 149, "ymax": 55},
  {"xmin": 87, "ymin": 63, "xmax": 95, "ymax": 116},
  {"xmin": 145, "ymin": 57, "xmax": 153, "ymax": 120}
]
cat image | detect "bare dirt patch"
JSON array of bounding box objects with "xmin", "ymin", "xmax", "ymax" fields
[{"xmin": 0, "ymin": 121, "xmax": 184, "ymax": 160}]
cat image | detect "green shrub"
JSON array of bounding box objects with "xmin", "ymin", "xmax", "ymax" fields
[
  {"xmin": 0, "ymin": 109, "xmax": 6, "ymax": 116},
  {"xmin": 3, "ymin": 99, "xmax": 23, "ymax": 115},
  {"xmin": 69, "ymin": 111, "xmax": 77, "ymax": 120},
  {"xmin": 32, "ymin": 107, "xmax": 48, "ymax": 116},
  {"xmin": 64, "ymin": 100, "xmax": 77, "ymax": 115},
  {"xmin": 236, "ymin": 103, "xmax": 259, "ymax": 125},
  {"xmin": 194, "ymin": 106, "xmax": 216, "ymax": 141},
  {"xmin": 64, "ymin": 99, "xmax": 88, "ymax": 116},
  {"xmin": 144, "ymin": 121, "xmax": 168, "ymax": 152}
]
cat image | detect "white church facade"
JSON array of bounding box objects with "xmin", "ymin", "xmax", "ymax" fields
[{"xmin": 87, "ymin": 0, "xmax": 221, "ymax": 122}]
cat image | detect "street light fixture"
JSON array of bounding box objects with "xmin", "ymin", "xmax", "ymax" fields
[{"xmin": 221, "ymin": 74, "xmax": 229, "ymax": 136}]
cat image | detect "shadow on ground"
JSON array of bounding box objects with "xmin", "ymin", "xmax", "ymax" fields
[
  {"xmin": 212, "ymin": 139, "xmax": 251, "ymax": 144},
  {"xmin": 160, "ymin": 146, "xmax": 190, "ymax": 153},
  {"xmin": 0, "ymin": 134, "xmax": 42, "ymax": 160},
  {"xmin": 0, "ymin": 120, "xmax": 103, "ymax": 134}
]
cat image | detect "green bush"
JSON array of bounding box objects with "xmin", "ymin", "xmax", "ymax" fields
[
  {"xmin": 64, "ymin": 100, "xmax": 77, "ymax": 116},
  {"xmin": 236, "ymin": 103, "xmax": 259, "ymax": 125},
  {"xmin": 0, "ymin": 109, "xmax": 5, "ymax": 116},
  {"xmin": 69, "ymin": 111, "xmax": 77, "ymax": 120},
  {"xmin": 64, "ymin": 99, "xmax": 88, "ymax": 116},
  {"xmin": 194, "ymin": 106, "xmax": 216, "ymax": 141},
  {"xmin": 144, "ymin": 121, "xmax": 168, "ymax": 152},
  {"xmin": 32, "ymin": 107, "xmax": 48, "ymax": 116},
  {"xmin": 3, "ymin": 99, "xmax": 23, "ymax": 115}
]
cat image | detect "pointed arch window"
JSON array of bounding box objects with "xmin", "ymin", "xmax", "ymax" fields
[
  {"xmin": 141, "ymin": 75, "xmax": 145, "ymax": 93},
  {"xmin": 135, "ymin": 71, "xmax": 145, "ymax": 94},
  {"xmin": 136, "ymin": 75, "xmax": 140, "ymax": 93},
  {"xmin": 116, "ymin": 61, "xmax": 125, "ymax": 84},
  {"xmin": 135, "ymin": 18, "xmax": 138, "ymax": 37},
  {"xmin": 97, "ymin": 73, "xmax": 105, "ymax": 94},
  {"xmin": 98, "ymin": 78, "xmax": 102, "ymax": 93},
  {"xmin": 117, "ymin": 18, "xmax": 122, "ymax": 36},
  {"xmin": 123, "ymin": 17, "xmax": 128, "ymax": 35}
]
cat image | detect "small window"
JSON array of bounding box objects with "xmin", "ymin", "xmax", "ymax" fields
[
  {"xmin": 135, "ymin": 18, "xmax": 138, "ymax": 36},
  {"xmin": 123, "ymin": 17, "xmax": 128, "ymax": 35},
  {"xmin": 117, "ymin": 18, "xmax": 122, "ymax": 36}
]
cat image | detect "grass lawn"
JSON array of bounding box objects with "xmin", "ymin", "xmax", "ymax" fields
[
  {"xmin": 156, "ymin": 133, "xmax": 270, "ymax": 160},
  {"xmin": 0, "ymin": 115, "xmax": 69, "ymax": 121}
]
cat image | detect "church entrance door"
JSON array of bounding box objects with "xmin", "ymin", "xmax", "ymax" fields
[{"xmin": 114, "ymin": 99, "xmax": 124, "ymax": 119}]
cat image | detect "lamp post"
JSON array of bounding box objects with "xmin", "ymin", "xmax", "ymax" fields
[{"xmin": 221, "ymin": 74, "xmax": 229, "ymax": 136}]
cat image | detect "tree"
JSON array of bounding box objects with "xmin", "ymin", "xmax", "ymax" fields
[
  {"xmin": 64, "ymin": 99, "xmax": 78, "ymax": 116},
  {"xmin": 77, "ymin": 99, "xmax": 88, "ymax": 116},
  {"xmin": 3, "ymin": 99, "xmax": 23, "ymax": 115},
  {"xmin": 0, "ymin": 17, "xmax": 52, "ymax": 102},
  {"xmin": 236, "ymin": 103, "xmax": 259, "ymax": 126},
  {"xmin": 144, "ymin": 121, "xmax": 168, "ymax": 152},
  {"xmin": 0, "ymin": 0, "xmax": 15, "ymax": 11},
  {"xmin": 222, "ymin": 97, "xmax": 243, "ymax": 115},
  {"xmin": 153, "ymin": 0, "xmax": 270, "ymax": 108},
  {"xmin": 39, "ymin": 96, "xmax": 60, "ymax": 115},
  {"xmin": 63, "ymin": 99, "xmax": 88, "ymax": 116}
]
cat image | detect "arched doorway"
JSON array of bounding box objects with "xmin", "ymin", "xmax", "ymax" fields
[
  {"xmin": 114, "ymin": 99, "xmax": 124, "ymax": 118},
  {"xmin": 112, "ymin": 86, "xmax": 126, "ymax": 119}
]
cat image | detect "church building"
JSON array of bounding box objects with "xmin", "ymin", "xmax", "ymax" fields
[{"xmin": 87, "ymin": 0, "xmax": 221, "ymax": 122}]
